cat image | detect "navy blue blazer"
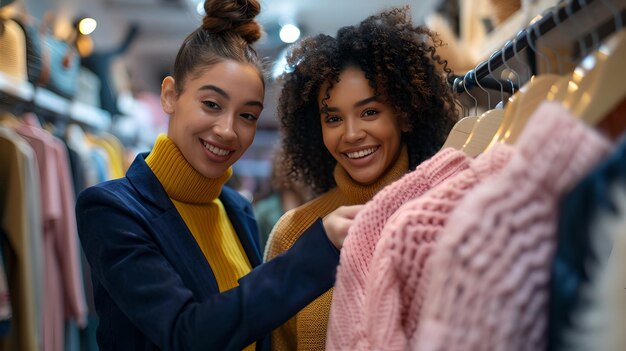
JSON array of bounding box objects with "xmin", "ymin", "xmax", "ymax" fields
[{"xmin": 76, "ymin": 153, "xmax": 340, "ymax": 351}]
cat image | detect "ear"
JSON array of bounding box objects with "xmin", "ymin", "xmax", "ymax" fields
[{"xmin": 160, "ymin": 76, "xmax": 177, "ymax": 115}]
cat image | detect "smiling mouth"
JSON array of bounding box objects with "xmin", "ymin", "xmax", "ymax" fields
[
  {"xmin": 345, "ymin": 146, "xmax": 379, "ymax": 159},
  {"xmin": 201, "ymin": 140, "xmax": 232, "ymax": 157}
]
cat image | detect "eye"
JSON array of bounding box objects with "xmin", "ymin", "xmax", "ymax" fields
[
  {"xmin": 203, "ymin": 101, "xmax": 220, "ymax": 110},
  {"xmin": 324, "ymin": 115, "xmax": 342, "ymax": 124},
  {"xmin": 240, "ymin": 113, "xmax": 259, "ymax": 121},
  {"xmin": 362, "ymin": 109, "xmax": 378, "ymax": 117}
]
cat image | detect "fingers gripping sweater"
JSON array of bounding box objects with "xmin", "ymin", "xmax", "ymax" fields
[
  {"xmin": 264, "ymin": 146, "xmax": 409, "ymax": 351},
  {"xmin": 326, "ymin": 148, "xmax": 470, "ymax": 350},
  {"xmin": 415, "ymin": 102, "xmax": 611, "ymax": 351}
]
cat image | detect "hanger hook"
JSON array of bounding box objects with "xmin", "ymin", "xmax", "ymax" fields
[
  {"xmin": 564, "ymin": 0, "xmax": 589, "ymax": 58},
  {"xmin": 549, "ymin": 2, "xmax": 572, "ymax": 74},
  {"xmin": 487, "ymin": 50, "xmax": 505, "ymax": 106},
  {"xmin": 463, "ymin": 70, "xmax": 479, "ymax": 116},
  {"xmin": 578, "ymin": 0, "xmax": 601, "ymax": 51},
  {"xmin": 500, "ymin": 40, "xmax": 522, "ymax": 89},
  {"xmin": 453, "ymin": 77, "xmax": 467, "ymax": 117},
  {"xmin": 513, "ymin": 31, "xmax": 532, "ymax": 82},
  {"xmin": 526, "ymin": 13, "xmax": 552, "ymax": 74},
  {"xmin": 600, "ymin": 0, "xmax": 622, "ymax": 32},
  {"xmin": 473, "ymin": 61, "xmax": 491, "ymax": 109}
]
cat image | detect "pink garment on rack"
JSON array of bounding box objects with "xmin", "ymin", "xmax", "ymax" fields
[
  {"xmin": 16, "ymin": 115, "xmax": 87, "ymax": 351},
  {"xmin": 353, "ymin": 143, "xmax": 512, "ymax": 351},
  {"xmin": 326, "ymin": 148, "xmax": 470, "ymax": 350},
  {"xmin": 415, "ymin": 101, "xmax": 611, "ymax": 351}
]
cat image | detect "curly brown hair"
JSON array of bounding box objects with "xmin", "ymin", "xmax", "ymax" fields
[{"xmin": 277, "ymin": 6, "xmax": 459, "ymax": 195}]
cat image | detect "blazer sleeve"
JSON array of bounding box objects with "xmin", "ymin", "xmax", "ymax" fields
[{"xmin": 76, "ymin": 185, "xmax": 339, "ymax": 351}]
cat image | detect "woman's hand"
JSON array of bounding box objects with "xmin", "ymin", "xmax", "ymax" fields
[{"xmin": 322, "ymin": 205, "xmax": 364, "ymax": 250}]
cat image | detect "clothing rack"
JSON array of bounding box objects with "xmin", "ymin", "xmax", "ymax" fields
[
  {"xmin": 449, "ymin": 73, "xmax": 519, "ymax": 95},
  {"xmin": 452, "ymin": 0, "xmax": 624, "ymax": 93}
]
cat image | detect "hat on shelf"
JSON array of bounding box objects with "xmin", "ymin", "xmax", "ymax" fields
[{"xmin": 0, "ymin": 17, "xmax": 28, "ymax": 82}]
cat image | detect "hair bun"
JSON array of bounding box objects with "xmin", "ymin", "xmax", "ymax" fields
[{"xmin": 202, "ymin": 0, "xmax": 263, "ymax": 44}]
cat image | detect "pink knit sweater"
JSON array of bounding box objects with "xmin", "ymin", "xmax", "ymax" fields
[
  {"xmin": 350, "ymin": 143, "xmax": 514, "ymax": 351},
  {"xmin": 415, "ymin": 101, "xmax": 611, "ymax": 351},
  {"xmin": 326, "ymin": 148, "xmax": 470, "ymax": 350}
]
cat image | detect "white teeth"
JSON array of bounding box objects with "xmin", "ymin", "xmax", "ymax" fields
[
  {"xmin": 202, "ymin": 141, "xmax": 230, "ymax": 156},
  {"xmin": 346, "ymin": 147, "xmax": 377, "ymax": 159}
]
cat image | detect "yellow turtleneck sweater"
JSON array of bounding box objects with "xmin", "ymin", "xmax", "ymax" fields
[
  {"xmin": 146, "ymin": 134, "xmax": 255, "ymax": 351},
  {"xmin": 264, "ymin": 145, "xmax": 409, "ymax": 351}
]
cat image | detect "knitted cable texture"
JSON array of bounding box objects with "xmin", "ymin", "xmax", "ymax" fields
[
  {"xmin": 415, "ymin": 101, "xmax": 611, "ymax": 351},
  {"xmin": 326, "ymin": 148, "xmax": 470, "ymax": 350},
  {"xmin": 353, "ymin": 143, "xmax": 513, "ymax": 351}
]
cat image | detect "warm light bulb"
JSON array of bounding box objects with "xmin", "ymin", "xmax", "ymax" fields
[
  {"xmin": 78, "ymin": 18, "xmax": 97, "ymax": 35},
  {"xmin": 279, "ymin": 24, "xmax": 300, "ymax": 43}
]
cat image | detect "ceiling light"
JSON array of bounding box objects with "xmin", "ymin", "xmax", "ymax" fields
[
  {"xmin": 196, "ymin": 2, "xmax": 205, "ymax": 15},
  {"xmin": 78, "ymin": 18, "xmax": 97, "ymax": 35},
  {"xmin": 279, "ymin": 24, "xmax": 300, "ymax": 43}
]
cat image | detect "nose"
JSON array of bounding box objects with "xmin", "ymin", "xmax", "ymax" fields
[
  {"xmin": 344, "ymin": 117, "xmax": 366, "ymax": 143},
  {"xmin": 213, "ymin": 113, "xmax": 237, "ymax": 141}
]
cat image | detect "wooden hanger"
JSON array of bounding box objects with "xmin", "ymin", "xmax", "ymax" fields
[
  {"xmin": 565, "ymin": 28, "xmax": 626, "ymax": 126},
  {"xmin": 440, "ymin": 75, "xmax": 480, "ymax": 150},
  {"xmin": 441, "ymin": 116, "xmax": 479, "ymax": 150},
  {"xmin": 501, "ymin": 74, "xmax": 562, "ymax": 144},
  {"xmin": 485, "ymin": 36, "xmax": 532, "ymax": 150},
  {"xmin": 462, "ymin": 109, "xmax": 504, "ymax": 156},
  {"xmin": 500, "ymin": 16, "xmax": 566, "ymax": 145},
  {"xmin": 544, "ymin": 3, "xmax": 582, "ymax": 103},
  {"xmin": 462, "ymin": 55, "xmax": 507, "ymax": 157}
]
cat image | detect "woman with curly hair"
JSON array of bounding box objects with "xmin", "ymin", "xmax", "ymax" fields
[
  {"xmin": 264, "ymin": 6, "xmax": 459, "ymax": 351},
  {"xmin": 75, "ymin": 0, "xmax": 362, "ymax": 349}
]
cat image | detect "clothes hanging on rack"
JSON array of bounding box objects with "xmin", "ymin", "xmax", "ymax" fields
[
  {"xmin": 327, "ymin": 149, "xmax": 469, "ymax": 350},
  {"xmin": 356, "ymin": 143, "xmax": 512, "ymax": 351},
  {"xmin": 0, "ymin": 107, "xmax": 127, "ymax": 351},
  {"xmin": 327, "ymin": 0, "xmax": 626, "ymax": 349},
  {"xmin": 13, "ymin": 113, "xmax": 88, "ymax": 351},
  {"xmin": 0, "ymin": 123, "xmax": 43, "ymax": 351},
  {"xmin": 414, "ymin": 102, "xmax": 611, "ymax": 351}
]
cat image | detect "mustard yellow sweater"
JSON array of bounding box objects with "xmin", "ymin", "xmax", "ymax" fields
[
  {"xmin": 264, "ymin": 146, "xmax": 409, "ymax": 351},
  {"xmin": 146, "ymin": 134, "xmax": 255, "ymax": 351}
]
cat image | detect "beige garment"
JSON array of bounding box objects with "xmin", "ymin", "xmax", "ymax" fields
[{"xmin": 0, "ymin": 127, "xmax": 41, "ymax": 351}]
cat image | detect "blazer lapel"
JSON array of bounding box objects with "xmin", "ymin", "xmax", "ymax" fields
[{"xmin": 126, "ymin": 153, "xmax": 220, "ymax": 297}]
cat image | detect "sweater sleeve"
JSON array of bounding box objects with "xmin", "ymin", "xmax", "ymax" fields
[
  {"xmin": 77, "ymin": 185, "xmax": 339, "ymax": 351},
  {"xmin": 263, "ymin": 210, "xmax": 303, "ymax": 351}
]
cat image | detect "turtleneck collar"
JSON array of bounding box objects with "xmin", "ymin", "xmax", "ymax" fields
[
  {"xmin": 146, "ymin": 134, "xmax": 233, "ymax": 204},
  {"xmin": 333, "ymin": 144, "xmax": 409, "ymax": 204}
]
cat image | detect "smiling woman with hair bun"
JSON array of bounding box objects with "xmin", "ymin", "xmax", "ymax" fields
[{"xmin": 75, "ymin": 0, "xmax": 360, "ymax": 350}]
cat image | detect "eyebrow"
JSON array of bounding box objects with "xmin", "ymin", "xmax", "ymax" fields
[
  {"xmin": 199, "ymin": 84, "xmax": 264, "ymax": 109},
  {"xmin": 323, "ymin": 95, "xmax": 380, "ymax": 112}
]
